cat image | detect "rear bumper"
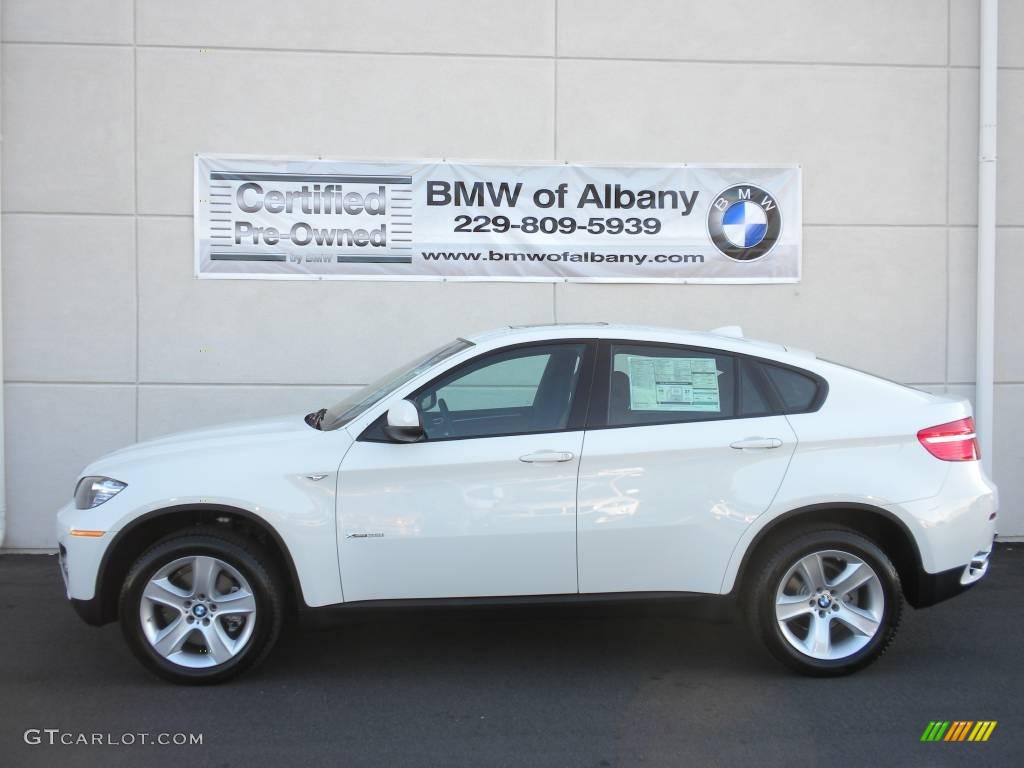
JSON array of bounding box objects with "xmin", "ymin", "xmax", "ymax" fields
[
  {"xmin": 910, "ymin": 543, "xmax": 994, "ymax": 608},
  {"xmin": 886, "ymin": 462, "xmax": 997, "ymax": 576}
]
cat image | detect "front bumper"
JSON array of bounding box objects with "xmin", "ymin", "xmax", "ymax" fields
[
  {"xmin": 69, "ymin": 596, "xmax": 108, "ymax": 625},
  {"xmin": 56, "ymin": 500, "xmax": 111, "ymax": 602}
]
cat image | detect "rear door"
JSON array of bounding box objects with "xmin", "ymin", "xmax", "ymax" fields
[{"xmin": 576, "ymin": 341, "xmax": 799, "ymax": 594}]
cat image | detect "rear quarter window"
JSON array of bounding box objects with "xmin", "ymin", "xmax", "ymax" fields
[{"xmin": 761, "ymin": 363, "xmax": 823, "ymax": 413}]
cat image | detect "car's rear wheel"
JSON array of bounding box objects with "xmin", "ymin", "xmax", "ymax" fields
[
  {"xmin": 746, "ymin": 529, "xmax": 902, "ymax": 676},
  {"xmin": 119, "ymin": 529, "xmax": 283, "ymax": 684}
]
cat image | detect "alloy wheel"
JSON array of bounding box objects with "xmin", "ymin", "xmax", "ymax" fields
[
  {"xmin": 139, "ymin": 555, "xmax": 257, "ymax": 668},
  {"xmin": 774, "ymin": 549, "xmax": 885, "ymax": 661}
]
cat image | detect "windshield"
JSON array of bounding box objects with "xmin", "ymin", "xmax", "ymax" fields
[{"xmin": 315, "ymin": 338, "xmax": 473, "ymax": 431}]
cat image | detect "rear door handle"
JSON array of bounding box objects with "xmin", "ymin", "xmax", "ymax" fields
[
  {"xmin": 730, "ymin": 437, "xmax": 783, "ymax": 450},
  {"xmin": 520, "ymin": 450, "xmax": 575, "ymax": 463}
]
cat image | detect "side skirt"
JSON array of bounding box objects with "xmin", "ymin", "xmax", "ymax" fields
[{"xmin": 298, "ymin": 591, "xmax": 737, "ymax": 625}]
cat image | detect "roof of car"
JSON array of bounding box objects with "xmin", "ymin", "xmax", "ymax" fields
[{"xmin": 463, "ymin": 323, "xmax": 815, "ymax": 361}]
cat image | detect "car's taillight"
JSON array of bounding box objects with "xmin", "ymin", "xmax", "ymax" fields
[{"xmin": 917, "ymin": 417, "xmax": 980, "ymax": 461}]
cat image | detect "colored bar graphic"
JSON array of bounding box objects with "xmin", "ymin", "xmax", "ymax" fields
[
  {"xmin": 921, "ymin": 721, "xmax": 949, "ymax": 741},
  {"xmin": 944, "ymin": 721, "xmax": 972, "ymax": 741},
  {"xmin": 922, "ymin": 720, "xmax": 996, "ymax": 742},
  {"xmin": 972, "ymin": 721, "xmax": 997, "ymax": 741}
]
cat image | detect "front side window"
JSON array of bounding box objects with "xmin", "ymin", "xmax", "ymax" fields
[
  {"xmin": 607, "ymin": 343, "xmax": 736, "ymax": 426},
  {"xmin": 411, "ymin": 343, "xmax": 586, "ymax": 440}
]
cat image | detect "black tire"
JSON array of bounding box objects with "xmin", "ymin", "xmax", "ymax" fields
[
  {"xmin": 745, "ymin": 528, "xmax": 902, "ymax": 676},
  {"xmin": 119, "ymin": 528, "xmax": 284, "ymax": 685}
]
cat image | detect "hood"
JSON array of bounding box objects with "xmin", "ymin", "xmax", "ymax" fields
[{"xmin": 85, "ymin": 414, "xmax": 316, "ymax": 475}]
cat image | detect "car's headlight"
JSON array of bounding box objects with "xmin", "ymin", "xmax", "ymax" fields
[{"xmin": 74, "ymin": 477, "xmax": 127, "ymax": 509}]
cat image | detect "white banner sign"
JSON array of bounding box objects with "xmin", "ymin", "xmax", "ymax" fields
[{"xmin": 195, "ymin": 155, "xmax": 800, "ymax": 283}]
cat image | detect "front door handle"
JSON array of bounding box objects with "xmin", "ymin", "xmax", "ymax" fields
[
  {"xmin": 730, "ymin": 437, "xmax": 783, "ymax": 450},
  {"xmin": 520, "ymin": 450, "xmax": 575, "ymax": 463}
]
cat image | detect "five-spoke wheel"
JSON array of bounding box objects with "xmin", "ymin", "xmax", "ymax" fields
[
  {"xmin": 139, "ymin": 555, "xmax": 258, "ymax": 668},
  {"xmin": 774, "ymin": 549, "xmax": 884, "ymax": 661},
  {"xmin": 120, "ymin": 530, "xmax": 283, "ymax": 684},
  {"xmin": 747, "ymin": 529, "xmax": 901, "ymax": 676}
]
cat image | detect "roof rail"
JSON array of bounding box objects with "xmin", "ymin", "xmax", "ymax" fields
[{"xmin": 507, "ymin": 322, "xmax": 609, "ymax": 329}]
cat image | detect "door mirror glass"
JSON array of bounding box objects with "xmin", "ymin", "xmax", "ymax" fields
[{"xmin": 384, "ymin": 400, "xmax": 424, "ymax": 443}]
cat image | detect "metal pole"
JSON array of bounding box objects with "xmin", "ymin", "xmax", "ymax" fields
[
  {"xmin": 975, "ymin": 0, "xmax": 998, "ymax": 474},
  {"xmin": 0, "ymin": 29, "xmax": 6, "ymax": 548}
]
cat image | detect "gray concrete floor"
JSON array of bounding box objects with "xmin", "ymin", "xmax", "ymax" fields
[{"xmin": 1, "ymin": 545, "xmax": 1020, "ymax": 767}]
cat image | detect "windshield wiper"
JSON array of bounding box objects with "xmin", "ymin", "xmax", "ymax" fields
[{"xmin": 304, "ymin": 408, "xmax": 327, "ymax": 430}]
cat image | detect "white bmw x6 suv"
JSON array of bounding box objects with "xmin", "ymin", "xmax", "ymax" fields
[{"xmin": 57, "ymin": 324, "xmax": 997, "ymax": 683}]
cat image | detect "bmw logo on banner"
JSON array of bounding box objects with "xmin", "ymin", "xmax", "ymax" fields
[{"xmin": 707, "ymin": 184, "xmax": 783, "ymax": 261}]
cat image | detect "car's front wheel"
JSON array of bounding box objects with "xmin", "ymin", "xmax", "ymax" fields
[
  {"xmin": 746, "ymin": 529, "xmax": 902, "ymax": 676},
  {"xmin": 119, "ymin": 529, "xmax": 283, "ymax": 684}
]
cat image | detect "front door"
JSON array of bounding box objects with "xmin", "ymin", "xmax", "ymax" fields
[{"xmin": 337, "ymin": 341, "xmax": 594, "ymax": 602}]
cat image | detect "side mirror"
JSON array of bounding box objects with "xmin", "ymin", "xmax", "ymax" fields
[{"xmin": 384, "ymin": 400, "xmax": 424, "ymax": 443}]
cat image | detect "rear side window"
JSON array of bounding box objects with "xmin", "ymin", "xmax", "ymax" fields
[
  {"xmin": 607, "ymin": 344, "xmax": 735, "ymax": 426},
  {"xmin": 762, "ymin": 363, "xmax": 821, "ymax": 413}
]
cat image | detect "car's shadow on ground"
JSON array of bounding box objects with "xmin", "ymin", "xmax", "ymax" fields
[{"xmin": 266, "ymin": 599, "xmax": 783, "ymax": 683}]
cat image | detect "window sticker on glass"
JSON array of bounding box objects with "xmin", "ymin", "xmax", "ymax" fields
[{"xmin": 625, "ymin": 356, "xmax": 722, "ymax": 412}]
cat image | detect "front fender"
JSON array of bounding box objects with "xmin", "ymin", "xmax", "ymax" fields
[{"xmin": 72, "ymin": 426, "xmax": 353, "ymax": 608}]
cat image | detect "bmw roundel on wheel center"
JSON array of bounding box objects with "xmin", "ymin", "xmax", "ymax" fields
[{"xmin": 707, "ymin": 184, "xmax": 782, "ymax": 261}]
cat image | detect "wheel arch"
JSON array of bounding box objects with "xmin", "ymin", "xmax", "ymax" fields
[
  {"xmin": 91, "ymin": 504, "xmax": 305, "ymax": 626},
  {"xmin": 730, "ymin": 503, "xmax": 929, "ymax": 607}
]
